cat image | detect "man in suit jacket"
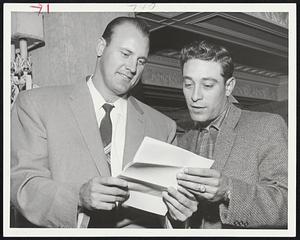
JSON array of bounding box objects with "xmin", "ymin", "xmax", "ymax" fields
[
  {"xmin": 11, "ymin": 17, "xmax": 197, "ymax": 228},
  {"xmin": 168, "ymin": 40, "xmax": 288, "ymax": 228}
]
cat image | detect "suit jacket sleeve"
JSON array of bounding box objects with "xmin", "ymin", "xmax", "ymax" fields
[
  {"xmin": 219, "ymin": 114, "xmax": 288, "ymax": 228},
  {"xmin": 11, "ymin": 92, "xmax": 80, "ymax": 227}
]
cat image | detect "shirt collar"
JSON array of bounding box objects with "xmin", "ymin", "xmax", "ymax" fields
[
  {"xmin": 87, "ymin": 76, "xmax": 106, "ymax": 112},
  {"xmin": 210, "ymin": 103, "xmax": 229, "ymax": 131},
  {"xmin": 210, "ymin": 95, "xmax": 237, "ymax": 130},
  {"xmin": 87, "ymin": 75, "xmax": 127, "ymax": 114},
  {"xmin": 199, "ymin": 101, "xmax": 230, "ymax": 132}
]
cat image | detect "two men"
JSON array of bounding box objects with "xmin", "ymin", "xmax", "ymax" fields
[
  {"xmin": 176, "ymin": 40, "xmax": 288, "ymax": 228},
  {"xmin": 10, "ymin": 17, "xmax": 196, "ymax": 228},
  {"xmin": 11, "ymin": 16, "xmax": 288, "ymax": 229}
]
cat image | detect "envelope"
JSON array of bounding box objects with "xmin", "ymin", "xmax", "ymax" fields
[{"xmin": 118, "ymin": 137, "xmax": 214, "ymax": 215}]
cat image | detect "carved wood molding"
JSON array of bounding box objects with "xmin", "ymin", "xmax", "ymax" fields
[
  {"xmin": 142, "ymin": 63, "xmax": 182, "ymax": 88},
  {"xmin": 234, "ymin": 63, "xmax": 284, "ymax": 79},
  {"xmin": 142, "ymin": 56, "xmax": 284, "ymax": 101},
  {"xmin": 148, "ymin": 54, "xmax": 286, "ymax": 81},
  {"xmin": 233, "ymin": 81, "xmax": 277, "ymax": 100}
]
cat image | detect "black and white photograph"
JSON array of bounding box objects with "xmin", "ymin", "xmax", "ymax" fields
[{"xmin": 3, "ymin": 3, "xmax": 296, "ymax": 237}]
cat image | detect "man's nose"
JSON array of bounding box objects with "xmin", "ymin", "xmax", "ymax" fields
[
  {"xmin": 191, "ymin": 86, "xmax": 203, "ymax": 102},
  {"xmin": 126, "ymin": 57, "xmax": 137, "ymax": 74}
]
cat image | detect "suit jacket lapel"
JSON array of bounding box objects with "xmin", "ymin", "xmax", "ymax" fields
[
  {"xmin": 68, "ymin": 79, "xmax": 111, "ymax": 176},
  {"xmin": 122, "ymin": 96, "xmax": 145, "ymax": 169},
  {"xmin": 212, "ymin": 104, "xmax": 241, "ymax": 171}
]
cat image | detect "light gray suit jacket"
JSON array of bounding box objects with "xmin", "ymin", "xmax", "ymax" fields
[
  {"xmin": 178, "ymin": 103, "xmax": 288, "ymax": 229},
  {"xmin": 11, "ymin": 78, "xmax": 177, "ymax": 228}
]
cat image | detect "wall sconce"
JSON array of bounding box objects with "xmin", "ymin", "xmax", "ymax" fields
[{"xmin": 11, "ymin": 12, "xmax": 45, "ymax": 106}]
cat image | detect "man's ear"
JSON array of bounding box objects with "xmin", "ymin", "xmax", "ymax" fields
[
  {"xmin": 225, "ymin": 77, "xmax": 236, "ymax": 96},
  {"xmin": 96, "ymin": 37, "xmax": 106, "ymax": 57}
]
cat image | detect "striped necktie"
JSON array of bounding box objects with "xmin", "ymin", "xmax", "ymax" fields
[{"xmin": 99, "ymin": 103, "xmax": 114, "ymax": 171}]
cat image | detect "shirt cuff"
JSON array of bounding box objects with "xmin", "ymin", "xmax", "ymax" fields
[
  {"xmin": 77, "ymin": 212, "xmax": 84, "ymax": 228},
  {"xmin": 77, "ymin": 206, "xmax": 90, "ymax": 228},
  {"xmin": 164, "ymin": 215, "xmax": 190, "ymax": 228}
]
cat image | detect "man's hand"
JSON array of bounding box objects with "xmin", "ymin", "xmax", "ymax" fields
[
  {"xmin": 177, "ymin": 168, "xmax": 230, "ymax": 203},
  {"xmin": 162, "ymin": 185, "xmax": 198, "ymax": 223},
  {"xmin": 79, "ymin": 176, "xmax": 129, "ymax": 211}
]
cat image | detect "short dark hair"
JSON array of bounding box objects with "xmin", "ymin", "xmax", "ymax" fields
[
  {"xmin": 180, "ymin": 40, "xmax": 234, "ymax": 81},
  {"xmin": 102, "ymin": 16, "xmax": 150, "ymax": 45}
]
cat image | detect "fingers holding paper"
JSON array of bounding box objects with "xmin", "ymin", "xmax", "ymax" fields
[
  {"xmin": 177, "ymin": 168, "xmax": 230, "ymax": 203},
  {"xmin": 79, "ymin": 176, "xmax": 129, "ymax": 211},
  {"xmin": 162, "ymin": 186, "xmax": 198, "ymax": 222}
]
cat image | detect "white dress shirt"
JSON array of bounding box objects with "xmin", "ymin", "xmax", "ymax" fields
[{"xmin": 87, "ymin": 77, "xmax": 127, "ymax": 176}]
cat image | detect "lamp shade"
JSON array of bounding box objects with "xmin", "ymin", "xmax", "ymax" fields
[{"xmin": 11, "ymin": 12, "xmax": 45, "ymax": 51}]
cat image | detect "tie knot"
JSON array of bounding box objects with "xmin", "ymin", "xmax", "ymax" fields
[{"xmin": 102, "ymin": 103, "xmax": 114, "ymax": 113}]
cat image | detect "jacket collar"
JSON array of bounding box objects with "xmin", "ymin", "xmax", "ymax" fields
[
  {"xmin": 211, "ymin": 103, "xmax": 241, "ymax": 171},
  {"xmin": 122, "ymin": 96, "xmax": 145, "ymax": 168},
  {"xmin": 68, "ymin": 79, "xmax": 146, "ymax": 175},
  {"xmin": 68, "ymin": 79, "xmax": 111, "ymax": 176}
]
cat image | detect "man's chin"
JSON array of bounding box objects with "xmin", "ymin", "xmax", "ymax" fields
[
  {"xmin": 114, "ymin": 87, "xmax": 131, "ymax": 97},
  {"xmin": 190, "ymin": 114, "xmax": 208, "ymax": 123}
]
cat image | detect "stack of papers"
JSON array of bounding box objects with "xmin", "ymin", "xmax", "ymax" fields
[{"xmin": 118, "ymin": 137, "xmax": 214, "ymax": 215}]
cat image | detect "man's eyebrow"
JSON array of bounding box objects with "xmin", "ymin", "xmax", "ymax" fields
[
  {"xmin": 183, "ymin": 76, "xmax": 193, "ymax": 80},
  {"xmin": 120, "ymin": 48, "xmax": 132, "ymax": 53},
  {"xmin": 201, "ymin": 77, "xmax": 218, "ymax": 82},
  {"xmin": 120, "ymin": 48, "xmax": 148, "ymax": 61},
  {"xmin": 183, "ymin": 76, "xmax": 219, "ymax": 82}
]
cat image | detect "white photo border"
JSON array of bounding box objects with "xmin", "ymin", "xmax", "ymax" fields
[{"xmin": 3, "ymin": 3, "xmax": 297, "ymax": 237}]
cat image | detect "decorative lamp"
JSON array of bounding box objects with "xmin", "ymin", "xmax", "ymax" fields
[{"xmin": 11, "ymin": 12, "xmax": 45, "ymax": 106}]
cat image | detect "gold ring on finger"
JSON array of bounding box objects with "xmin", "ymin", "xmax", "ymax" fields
[{"xmin": 199, "ymin": 184, "xmax": 206, "ymax": 193}]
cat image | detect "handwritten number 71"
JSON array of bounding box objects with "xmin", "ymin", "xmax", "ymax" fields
[{"xmin": 30, "ymin": 3, "xmax": 50, "ymax": 15}]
